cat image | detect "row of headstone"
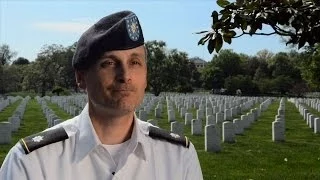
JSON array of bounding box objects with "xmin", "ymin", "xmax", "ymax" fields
[
  {"xmin": 272, "ymin": 98, "xmax": 286, "ymax": 142},
  {"xmin": 50, "ymin": 96, "xmax": 82, "ymax": 117},
  {"xmin": 35, "ymin": 96, "xmax": 63, "ymax": 128},
  {"xmin": 0, "ymin": 96, "xmax": 21, "ymax": 112},
  {"xmin": 289, "ymin": 98, "xmax": 320, "ymax": 134},
  {"xmin": 0, "ymin": 96, "xmax": 30, "ymax": 144},
  {"xmin": 131, "ymin": 93, "xmax": 273, "ymax": 153},
  {"xmin": 205, "ymin": 98, "xmax": 273, "ymax": 152},
  {"xmin": 300, "ymin": 98, "xmax": 320, "ymax": 112}
]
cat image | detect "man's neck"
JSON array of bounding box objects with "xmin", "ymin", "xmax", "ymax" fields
[{"xmin": 88, "ymin": 103, "xmax": 134, "ymax": 145}]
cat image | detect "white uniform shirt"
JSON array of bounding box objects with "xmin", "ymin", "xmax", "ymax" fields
[{"xmin": 0, "ymin": 104, "xmax": 203, "ymax": 180}]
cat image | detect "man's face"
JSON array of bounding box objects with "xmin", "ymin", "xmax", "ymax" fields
[{"xmin": 78, "ymin": 45, "xmax": 147, "ymax": 114}]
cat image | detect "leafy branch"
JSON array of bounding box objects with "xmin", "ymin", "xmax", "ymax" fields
[{"xmin": 197, "ymin": 0, "xmax": 320, "ymax": 53}]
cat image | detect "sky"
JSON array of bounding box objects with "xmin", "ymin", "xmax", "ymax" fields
[{"xmin": 0, "ymin": 0, "xmax": 294, "ymax": 62}]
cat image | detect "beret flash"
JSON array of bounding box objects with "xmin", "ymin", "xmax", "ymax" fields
[{"xmin": 72, "ymin": 10, "xmax": 144, "ymax": 70}]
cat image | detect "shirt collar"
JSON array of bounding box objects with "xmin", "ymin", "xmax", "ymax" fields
[
  {"xmin": 74, "ymin": 104, "xmax": 150, "ymax": 162},
  {"xmin": 126, "ymin": 113, "xmax": 150, "ymax": 161},
  {"xmin": 74, "ymin": 104, "xmax": 101, "ymax": 162}
]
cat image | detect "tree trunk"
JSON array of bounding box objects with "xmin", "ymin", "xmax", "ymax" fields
[{"xmin": 41, "ymin": 81, "xmax": 46, "ymax": 97}]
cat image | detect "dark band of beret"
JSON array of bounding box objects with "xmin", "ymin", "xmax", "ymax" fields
[{"xmin": 72, "ymin": 10, "xmax": 144, "ymax": 70}]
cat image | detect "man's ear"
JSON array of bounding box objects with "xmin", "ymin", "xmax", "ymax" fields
[{"xmin": 75, "ymin": 70, "xmax": 86, "ymax": 90}]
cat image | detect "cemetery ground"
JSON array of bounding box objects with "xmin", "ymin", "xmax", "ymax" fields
[{"xmin": 0, "ymin": 96, "xmax": 320, "ymax": 179}]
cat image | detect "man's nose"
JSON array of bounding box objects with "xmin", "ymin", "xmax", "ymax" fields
[{"xmin": 116, "ymin": 64, "xmax": 131, "ymax": 83}]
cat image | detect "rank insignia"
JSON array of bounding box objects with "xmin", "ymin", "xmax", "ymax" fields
[
  {"xmin": 20, "ymin": 127, "xmax": 69, "ymax": 154},
  {"xmin": 149, "ymin": 126, "xmax": 190, "ymax": 148}
]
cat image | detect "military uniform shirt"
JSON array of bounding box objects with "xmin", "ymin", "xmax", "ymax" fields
[{"xmin": 0, "ymin": 104, "xmax": 203, "ymax": 180}]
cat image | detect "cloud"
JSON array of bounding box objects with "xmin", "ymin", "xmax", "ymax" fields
[{"xmin": 32, "ymin": 21, "xmax": 92, "ymax": 33}]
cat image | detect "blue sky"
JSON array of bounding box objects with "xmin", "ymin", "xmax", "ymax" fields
[{"xmin": 0, "ymin": 0, "xmax": 293, "ymax": 62}]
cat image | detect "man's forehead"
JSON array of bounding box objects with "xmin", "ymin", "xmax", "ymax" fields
[{"xmin": 100, "ymin": 46, "xmax": 146, "ymax": 59}]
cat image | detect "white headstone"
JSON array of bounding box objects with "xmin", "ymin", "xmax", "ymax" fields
[
  {"xmin": 224, "ymin": 109, "xmax": 232, "ymax": 121},
  {"xmin": 233, "ymin": 119, "xmax": 243, "ymax": 135},
  {"xmin": 222, "ymin": 121, "xmax": 235, "ymax": 143},
  {"xmin": 0, "ymin": 122, "xmax": 11, "ymax": 144},
  {"xmin": 303, "ymin": 109, "xmax": 309, "ymax": 121},
  {"xmin": 185, "ymin": 113, "xmax": 192, "ymax": 125},
  {"xmin": 306, "ymin": 113, "xmax": 311, "ymax": 125},
  {"xmin": 168, "ymin": 110, "xmax": 176, "ymax": 122},
  {"xmin": 206, "ymin": 115, "xmax": 215, "ymax": 126},
  {"xmin": 272, "ymin": 120, "xmax": 285, "ymax": 141},
  {"xmin": 147, "ymin": 119, "xmax": 158, "ymax": 126},
  {"xmin": 8, "ymin": 116, "xmax": 20, "ymax": 132},
  {"xmin": 180, "ymin": 107, "xmax": 186, "ymax": 118},
  {"xmin": 171, "ymin": 121, "xmax": 184, "ymax": 136},
  {"xmin": 216, "ymin": 112, "xmax": 224, "ymax": 123},
  {"xmin": 205, "ymin": 125, "xmax": 221, "ymax": 152},
  {"xmin": 139, "ymin": 110, "xmax": 147, "ymax": 121},
  {"xmin": 155, "ymin": 108, "xmax": 162, "ymax": 118},
  {"xmin": 206, "ymin": 108, "xmax": 213, "ymax": 117},
  {"xmin": 196, "ymin": 109, "xmax": 204, "ymax": 120},
  {"xmin": 191, "ymin": 119, "xmax": 202, "ymax": 135},
  {"xmin": 53, "ymin": 119, "xmax": 63, "ymax": 126},
  {"xmin": 308, "ymin": 114, "xmax": 315, "ymax": 129},
  {"xmin": 314, "ymin": 118, "xmax": 320, "ymax": 134}
]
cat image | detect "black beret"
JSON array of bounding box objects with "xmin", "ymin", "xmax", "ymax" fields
[{"xmin": 72, "ymin": 10, "xmax": 144, "ymax": 70}]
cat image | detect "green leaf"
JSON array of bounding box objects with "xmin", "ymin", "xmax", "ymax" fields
[
  {"xmin": 249, "ymin": 24, "xmax": 258, "ymax": 35},
  {"xmin": 211, "ymin": 11, "xmax": 219, "ymax": 23},
  {"xmin": 195, "ymin": 31, "xmax": 209, "ymax": 34},
  {"xmin": 298, "ymin": 35, "xmax": 307, "ymax": 49},
  {"xmin": 241, "ymin": 21, "xmax": 248, "ymax": 30},
  {"xmin": 223, "ymin": 35, "xmax": 232, "ymax": 44},
  {"xmin": 198, "ymin": 33, "xmax": 211, "ymax": 45},
  {"xmin": 224, "ymin": 30, "xmax": 236, "ymax": 37},
  {"xmin": 215, "ymin": 33, "xmax": 223, "ymax": 52},
  {"xmin": 208, "ymin": 39, "xmax": 216, "ymax": 54},
  {"xmin": 217, "ymin": 0, "xmax": 230, "ymax": 8}
]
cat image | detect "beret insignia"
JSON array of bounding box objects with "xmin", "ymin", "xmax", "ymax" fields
[{"xmin": 126, "ymin": 14, "xmax": 140, "ymax": 41}]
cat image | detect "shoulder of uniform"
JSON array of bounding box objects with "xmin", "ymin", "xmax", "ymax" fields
[
  {"xmin": 19, "ymin": 127, "xmax": 69, "ymax": 155},
  {"xmin": 148, "ymin": 126, "xmax": 190, "ymax": 148}
]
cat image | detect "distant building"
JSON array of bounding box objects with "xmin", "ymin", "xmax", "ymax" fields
[{"xmin": 189, "ymin": 57, "xmax": 207, "ymax": 70}]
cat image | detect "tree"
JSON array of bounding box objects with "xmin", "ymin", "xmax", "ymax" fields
[
  {"xmin": 145, "ymin": 40, "xmax": 171, "ymax": 96},
  {"xmin": 33, "ymin": 44, "xmax": 67, "ymax": 96},
  {"xmin": 0, "ymin": 44, "xmax": 17, "ymax": 93},
  {"xmin": 198, "ymin": 0, "xmax": 320, "ymax": 53},
  {"xmin": 201, "ymin": 64, "xmax": 224, "ymax": 90},
  {"xmin": 256, "ymin": 49, "xmax": 274, "ymax": 61},
  {"xmin": 224, "ymin": 75, "xmax": 258, "ymax": 95},
  {"xmin": 166, "ymin": 49, "xmax": 195, "ymax": 93},
  {"xmin": 298, "ymin": 46, "xmax": 320, "ymax": 90},
  {"xmin": 0, "ymin": 44, "xmax": 17, "ymax": 65},
  {"xmin": 269, "ymin": 52, "xmax": 301, "ymax": 79},
  {"xmin": 12, "ymin": 57, "xmax": 30, "ymax": 65},
  {"xmin": 22, "ymin": 62, "xmax": 42, "ymax": 93},
  {"xmin": 212, "ymin": 49, "xmax": 242, "ymax": 77},
  {"xmin": 201, "ymin": 49, "xmax": 242, "ymax": 90},
  {"xmin": 188, "ymin": 61, "xmax": 202, "ymax": 89}
]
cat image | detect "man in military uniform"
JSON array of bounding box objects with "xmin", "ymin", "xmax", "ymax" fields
[{"xmin": 0, "ymin": 10, "xmax": 203, "ymax": 179}]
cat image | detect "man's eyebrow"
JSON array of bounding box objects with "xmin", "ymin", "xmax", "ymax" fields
[
  {"xmin": 130, "ymin": 52, "xmax": 144, "ymax": 58},
  {"xmin": 100, "ymin": 54, "xmax": 120, "ymax": 61}
]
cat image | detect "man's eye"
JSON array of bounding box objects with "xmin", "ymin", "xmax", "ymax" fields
[
  {"xmin": 101, "ymin": 61, "xmax": 115, "ymax": 67},
  {"xmin": 131, "ymin": 60, "xmax": 141, "ymax": 65}
]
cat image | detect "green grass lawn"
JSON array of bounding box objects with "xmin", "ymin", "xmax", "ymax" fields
[
  {"xmin": 1, "ymin": 97, "xmax": 320, "ymax": 179},
  {"xmin": 148, "ymin": 99, "xmax": 320, "ymax": 179},
  {"xmin": 45, "ymin": 100, "xmax": 73, "ymax": 120},
  {"xmin": 0, "ymin": 99, "xmax": 48, "ymax": 167}
]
